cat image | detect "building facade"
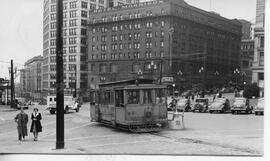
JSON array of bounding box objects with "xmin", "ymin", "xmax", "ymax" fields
[
  {"xmin": 42, "ymin": 0, "xmax": 138, "ymax": 97},
  {"xmin": 87, "ymin": 0, "xmax": 242, "ymax": 90},
  {"xmin": 23, "ymin": 56, "xmax": 43, "ymax": 100},
  {"xmin": 239, "ymin": 19, "xmax": 252, "ymax": 40},
  {"xmin": 240, "ymin": 39, "xmax": 254, "ymax": 84},
  {"xmin": 252, "ymin": 0, "xmax": 264, "ymax": 96}
]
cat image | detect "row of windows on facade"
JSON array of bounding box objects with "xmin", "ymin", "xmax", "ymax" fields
[
  {"xmin": 50, "ymin": 19, "xmax": 87, "ymax": 29},
  {"xmin": 50, "ymin": 55, "xmax": 77, "ymax": 63},
  {"xmin": 49, "ymin": 37, "xmax": 87, "ymax": 46},
  {"xmin": 91, "ymin": 21, "xmax": 165, "ymax": 33},
  {"xmin": 90, "ymin": 62, "xmax": 162, "ymax": 74},
  {"xmin": 91, "ymin": 41, "xmax": 164, "ymax": 52},
  {"xmin": 49, "ymin": 64, "xmax": 87, "ymax": 72},
  {"xmin": 50, "ymin": 10, "xmax": 88, "ymax": 20},
  {"xmin": 90, "ymin": 51, "xmax": 164, "ymax": 60},
  {"xmin": 50, "ymin": 28, "xmax": 87, "ymax": 37},
  {"xmin": 50, "ymin": 46, "xmax": 87, "ymax": 54},
  {"xmin": 92, "ymin": 31, "xmax": 164, "ymax": 43},
  {"xmin": 50, "ymin": 1, "xmax": 92, "ymax": 11},
  {"xmin": 91, "ymin": 8, "xmax": 166, "ymax": 23}
]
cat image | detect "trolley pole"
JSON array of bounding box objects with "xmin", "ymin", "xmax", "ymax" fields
[
  {"xmin": 10, "ymin": 59, "xmax": 15, "ymax": 109},
  {"xmin": 56, "ymin": 0, "xmax": 64, "ymax": 149}
]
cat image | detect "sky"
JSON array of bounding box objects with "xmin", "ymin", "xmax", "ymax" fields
[{"xmin": 0, "ymin": 0, "xmax": 257, "ymax": 79}]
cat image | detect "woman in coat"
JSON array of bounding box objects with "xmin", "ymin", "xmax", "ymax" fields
[
  {"xmin": 30, "ymin": 108, "xmax": 42, "ymax": 141},
  {"xmin": 14, "ymin": 108, "xmax": 28, "ymax": 141}
]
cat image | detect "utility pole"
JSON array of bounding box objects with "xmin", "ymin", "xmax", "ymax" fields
[
  {"xmin": 56, "ymin": 0, "xmax": 64, "ymax": 149},
  {"xmin": 10, "ymin": 59, "xmax": 15, "ymax": 109}
]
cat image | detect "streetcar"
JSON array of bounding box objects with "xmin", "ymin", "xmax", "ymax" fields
[{"xmin": 90, "ymin": 79, "xmax": 168, "ymax": 132}]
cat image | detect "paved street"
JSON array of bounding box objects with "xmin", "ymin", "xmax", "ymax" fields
[{"xmin": 0, "ymin": 101, "xmax": 263, "ymax": 155}]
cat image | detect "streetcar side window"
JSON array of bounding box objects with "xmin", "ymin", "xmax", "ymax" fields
[
  {"xmin": 143, "ymin": 89, "xmax": 152, "ymax": 104},
  {"xmin": 127, "ymin": 90, "xmax": 140, "ymax": 104},
  {"xmin": 115, "ymin": 90, "xmax": 124, "ymax": 107}
]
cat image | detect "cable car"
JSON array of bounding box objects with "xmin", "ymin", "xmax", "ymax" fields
[{"xmin": 90, "ymin": 79, "xmax": 168, "ymax": 132}]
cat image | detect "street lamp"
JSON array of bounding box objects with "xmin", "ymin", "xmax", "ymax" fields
[
  {"xmin": 214, "ymin": 71, "xmax": 219, "ymax": 88},
  {"xmin": 148, "ymin": 61, "xmax": 157, "ymax": 80},
  {"xmin": 177, "ymin": 70, "xmax": 183, "ymax": 92},
  {"xmin": 233, "ymin": 68, "xmax": 240, "ymax": 88}
]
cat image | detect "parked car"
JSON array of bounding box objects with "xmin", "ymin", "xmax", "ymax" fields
[
  {"xmin": 15, "ymin": 98, "xmax": 29, "ymax": 110},
  {"xmin": 176, "ymin": 98, "xmax": 192, "ymax": 112},
  {"xmin": 192, "ymin": 98, "xmax": 209, "ymax": 113},
  {"xmin": 254, "ymin": 98, "xmax": 264, "ymax": 115},
  {"xmin": 209, "ymin": 98, "xmax": 230, "ymax": 113},
  {"xmin": 231, "ymin": 97, "xmax": 253, "ymax": 114}
]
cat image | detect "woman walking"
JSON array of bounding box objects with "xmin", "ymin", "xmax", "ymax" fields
[
  {"xmin": 14, "ymin": 108, "xmax": 29, "ymax": 141},
  {"xmin": 30, "ymin": 108, "xmax": 42, "ymax": 141}
]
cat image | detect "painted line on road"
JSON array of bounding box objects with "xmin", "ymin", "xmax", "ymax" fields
[{"xmin": 0, "ymin": 116, "xmax": 5, "ymax": 121}]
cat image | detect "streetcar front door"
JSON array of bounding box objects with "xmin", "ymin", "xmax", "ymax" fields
[{"xmin": 115, "ymin": 90, "xmax": 125, "ymax": 124}]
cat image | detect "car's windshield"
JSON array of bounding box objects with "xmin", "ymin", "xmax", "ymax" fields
[
  {"xmin": 234, "ymin": 98, "xmax": 245, "ymax": 104},
  {"xmin": 214, "ymin": 98, "xmax": 225, "ymax": 103}
]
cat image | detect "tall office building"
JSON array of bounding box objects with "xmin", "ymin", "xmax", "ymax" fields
[
  {"xmin": 252, "ymin": 0, "xmax": 264, "ymax": 96},
  {"xmin": 42, "ymin": 0, "xmax": 138, "ymax": 97}
]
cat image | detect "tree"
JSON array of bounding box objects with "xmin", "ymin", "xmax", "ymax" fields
[{"xmin": 243, "ymin": 83, "xmax": 260, "ymax": 99}]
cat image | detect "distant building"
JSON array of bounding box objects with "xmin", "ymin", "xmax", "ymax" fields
[
  {"xmin": 42, "ymin": 0, "xmax": 139, "ymax": 97},
  {"xmin": 0, "ymin": 78, "xmax": 10, "ymax": 104},
  {"xmin": 23, "ymin": 56, "xmax": 43, "ymax": 100},
  {"xmin": 19, "ymin": 69, "xmax": 27, "ymax": 97},
  {"xmin": 239, "ymin": 19, "xmax": 252, "ymax": 40},
  {"xmin": 240, "ymin": 39, "xmax": 254, "ymax": 84},
  {"xmin": 87, "ymin": 0, "xmax": 242, "ymax": 90},
  {"xmin": 252, "ymin": 0, "xmax": 264, "ymax": 96}
]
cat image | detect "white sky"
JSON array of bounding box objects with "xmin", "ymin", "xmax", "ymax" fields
[{"xmin": 0, "ymin": 0, "xmax": 257, "ymax": 79}]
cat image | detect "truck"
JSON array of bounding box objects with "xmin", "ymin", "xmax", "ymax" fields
[{"xmin": 46, "ymin": 95, "xmax": 80, "ymax": 114}]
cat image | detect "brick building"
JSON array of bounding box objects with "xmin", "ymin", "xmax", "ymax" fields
[
  {"xmin": 87, "ymin": 0, "xmax": 242, "ymax": 90},
  {"xmin": 240, "ymin": 39, "xmax": 254, "ymax": 84}
]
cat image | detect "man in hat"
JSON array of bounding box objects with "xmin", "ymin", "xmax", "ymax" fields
[{"xmin": 14, "ymin": 107, "xmax": 28, "ymax": 141}]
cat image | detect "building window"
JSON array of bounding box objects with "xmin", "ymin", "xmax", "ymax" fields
[
  {"xmin": 50, "ymin": 39, "xmax": 56, "ymax": 46},
  {"xmin": 146, "ymin": 42, "xmax": 152, "ymax": 49},
  {"xmin": 101, "ymin": 53, "xmax": 106, "ymax": 60},
  {"xmin": 69, "ymin": 46, "xmax": 77, "ymax": 53},
  {"xmin": 90, "ymin": 3, "xmax": 96, "ymax": 9},
  {"xmin": 70, "ymin": 1, "xmax": 77, "ymax": 9},
  {"xmin": 50, "ymin": 22, "xmax": 56, "ymax": 29},
  {"xmin": 134, "ymin": 42, "xmax": 140, "ymax": 49},
  {"xmin": 68, "ymin": 55, "xmax": 76, "ymax": 62},
  {"xmin": 161, "ymin": 31, "xmax": 164, "ymax": 37},
  {"xmin": 69, "ymin": 37, "xmax": 77, "ymax": 44},
  {"xmin": 81, "ymin": 19, "xmax": 87, "ymax": 26},
  {"xmin": 134, "ymin": 52, "xmax": 140, "ymax": 59},
  {"xmin": 81, "ymin": 10, "xmax": 87, "ymax": 17},
  {"xmin": 69, "ymin": 28, "xmax": 77, "ymax": 35},
  {"xmin": 160, "ymin": 41, "xmax": 164, "ymax": 48},
  {"xmin": 51, "ymin": 5, "xmax": 56, "ymax": 12},
  {"xmin": 101, "ymin": 35, "xmax": 107, "ymax": 42},
  {"xmin": 81, "ymin": 1, "xmax": 87, "ymax": 8},
  {"xmin": 146, "ymin": 22, "xmax": 153, "ymax": 28},
  {"xmin": 69, "ymin": 64, "xmax": 76, "ymax": 71},
  {"xmin": 146, "ymin": 31, "xmax": 152, "ymax": 38},
  {"xmin": 81, "ymin": 28, "xmax": 87, "ymax": 35},
  {"xmin": 50, "ymin": 13, "xmax": 56, "ymax": 20},
  {"xmin": 112, "ymin": 25, "xmax": 118, "ymax": 32},
  {"xmin": 69, "ymin": 19, "xmax": 77, "ymax": 26},
  {"xmin": 50, "ymin": 56, "xmax": 56, "ymax": 63},
  {"xmin": 99, "ymin": 64, "xmax": 107, "ymax": 73},
  {"xmin": 259, "ymin": 52, "xmax": 264, "ymax": 66},
  {"xmin": 101, "ymin": 44, "xmax": 107, "ymax": 51},
  {"xmin": 50, "ymin": 48, "xmax": 56, "ymax": 54},
  {"xmin": 70, "ymin": 10, "xmax": 77, "ymax": 17},
  {"xmin": 260, "ymin": 36, "xmax": 264, "ymax": 48}
]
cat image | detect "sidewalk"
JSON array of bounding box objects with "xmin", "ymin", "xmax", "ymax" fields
[{"xmin": 0, "ymin": 105, "xmax": 17, "ymax": 112}]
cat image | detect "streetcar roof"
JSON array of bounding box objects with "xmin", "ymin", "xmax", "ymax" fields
[{"xmin": 98, "ymin": 79, "xmax": 154, "ymax": 87}]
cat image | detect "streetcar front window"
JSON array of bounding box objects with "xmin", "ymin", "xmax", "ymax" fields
[
  {"xmin": 127, "ymin": 90, "xmax": 140, "ymax": 104},
  {"xmin": 155, "ymin": 88, "xmax": 166, "ymax": 104},
  {"xmin": 115, "ymin": 90, "xmax": 124, "ymax": 107}
]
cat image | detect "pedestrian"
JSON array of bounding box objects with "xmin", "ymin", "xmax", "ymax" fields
[
  {"xmin": 30, "ymin": 108, "xmax": 42, "ymax": 141},
  {"xmin": 14, "ymin": 107, "xmax": 28, "ymax": 141}
]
